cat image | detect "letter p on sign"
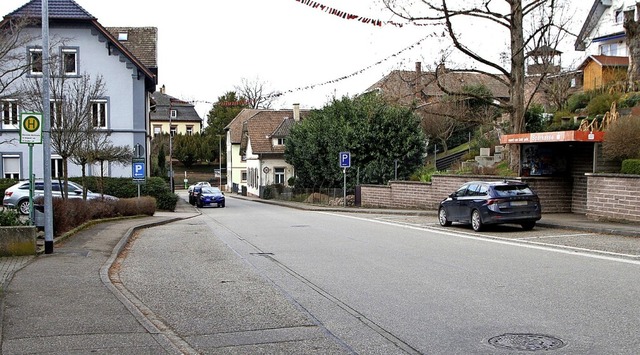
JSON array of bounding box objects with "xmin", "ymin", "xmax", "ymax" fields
[{"xmin": 339, "ymin": 152, "xmax": 350, "ymax": 168}]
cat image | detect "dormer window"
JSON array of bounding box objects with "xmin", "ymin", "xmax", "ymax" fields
[
  {"xmin": 615, "ymin": 9, "xmax": 624, "ymax": 23},
  {"xmin": 170, "ymin": 109, "xmax": 177, "ymax": 118},
  {"xmin": 274, "ymin": 137, "xmax": 285, "ymax": 146},
  {"xmin": 118, "ymin": 32, "xmax": 128, "ymax": 41}
]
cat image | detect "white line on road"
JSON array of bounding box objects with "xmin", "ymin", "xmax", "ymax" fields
[{"xmin": 320, "ymin": 212, "xmax": 640, "ymax": 266}]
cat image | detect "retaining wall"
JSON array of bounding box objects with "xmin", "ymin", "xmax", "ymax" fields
[{"xmin": 0, "ymin": 226, "xmax": 37, "ymax": 256}]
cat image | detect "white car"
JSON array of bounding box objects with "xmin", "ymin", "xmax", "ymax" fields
[{"xmin": 3, "ymin": 180, "xmax": 117, "ymax": 215}]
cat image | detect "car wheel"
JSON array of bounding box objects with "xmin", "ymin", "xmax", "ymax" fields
[
  {"xmin": 196, "ymin": 200, "xmax": 203, "ymax": 208},
  {"xmin": 17, "ymin": 199, "xmax": 30, "ymax": 215},
  {"xmin": 221, "ymin": 202, "xmax": 225, "ymax": 208},
  {"xmin": 521, "ymin": 221, "xmax": 536, "ymax": 231},
  {"xmin": 438, "ymin": 207, "xmax": 451, "ymax": 226},
  {"xmin": 471, "ymin": 209, "xmax": 484, "ymax": 232}
]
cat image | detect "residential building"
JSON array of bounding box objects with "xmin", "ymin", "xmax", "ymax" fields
[
  {"xmin": 150, "ymin": 86, "xmax": 202, "ymax": 137},
  {"xmin": 575, "ymin": 0, "xmax": 637, "ymax": 57},
  {"xmin": 0, "ymin": 0, "xmax": 156, "ymax": 179},
  {"xmin": 225, "ymin": 105, "xmax": 307, "ymax": 196},
  {"xmin": 224, "ymin": 108, "xmax": 259, "ymax": 192}
]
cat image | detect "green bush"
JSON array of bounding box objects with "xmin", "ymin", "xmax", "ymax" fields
[
  {"xmin": 618, "ymin": 92, "xmax": 640, "ymax": 108},
  {"xmin": 0, "ymin": 209, "xmax": 28, "ymax": 226},
  {"xmin": 621, "ymin": 159, "xmax": 640, "ymax": 174},
  {"xmin": 566, "ymin": 92, "xmax": 593, "ymax": 113},
  {"xmin": 586, "ymin": 93, "xmax": 620, "ymax": 116},
  {"xmin": 263, "ymin": 185, "xmax": 275, "ymax": 200}
]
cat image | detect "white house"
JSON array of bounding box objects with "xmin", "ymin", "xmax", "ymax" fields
[
  {"xmin": 0, "ymin": 0, "xmax": 156, "ymax": 179},
  {"xmin": 225, "ymin": 104, "xmax": 307, "ymax": 197},
  {"xmin": 575, "ymin": 0, "xmax": 640, "ymax": 56}
]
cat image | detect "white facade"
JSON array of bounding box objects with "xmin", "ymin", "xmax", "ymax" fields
[{"xmin": 580, "ymin": 0, "xmax": 640, "ymax": 57}]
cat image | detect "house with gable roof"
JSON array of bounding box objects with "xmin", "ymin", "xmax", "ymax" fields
[
  {"xmin": 574, "ymin": 0, "xmax": 636, "ymax": 90},
  {"xmin": 0, "ymin": 0, "xmax": 156, "ymax": 179},
  {"xmin": 150, "ymin": 85, "xmax": 202, "ymax": 137},
  {"xmin": 225, "ymin": 104, "xmax": 307, "ymax": 197}
]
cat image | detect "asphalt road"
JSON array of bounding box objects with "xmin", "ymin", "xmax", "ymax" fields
[{"xmin": 119, "ymin": 196, "xmax": 640, "ymax": 354}]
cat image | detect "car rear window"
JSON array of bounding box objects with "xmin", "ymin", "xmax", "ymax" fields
[{"xmin": 493, "ymin": 185, "xmax": 534, "ymax": 197}]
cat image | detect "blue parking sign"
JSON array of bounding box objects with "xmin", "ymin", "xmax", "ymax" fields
[
  {"xmin": 339, "ymin": 152, "xmax": 350, "ymax": 168},
  {"xmin": 132, "ymin": 160, "xmax": 145, "ymax": 179}
]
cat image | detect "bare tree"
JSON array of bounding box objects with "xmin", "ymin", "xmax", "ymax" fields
[
  {"xmin": 0, "ymin": 16, "xmax": 37, "ymax": 145},
  {"xmin": 235, "ymin": 77, "xmax": 276, "ymax": 109},
  {"xmin": 22, "ymin": 72, "xmax": 106, "ymax": 197},
  {"xmin": 383, "ymin": 0, "xmax": 572, "ymax": 171}
]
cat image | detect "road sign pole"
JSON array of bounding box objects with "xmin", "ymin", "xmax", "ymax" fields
[
  {"xmin": 28, "ymin": 144, "xmax": 34, "ymax": 225},
  {"xmin": 343, "ymin": 168, "xmax": 346, "ymax": 207}
]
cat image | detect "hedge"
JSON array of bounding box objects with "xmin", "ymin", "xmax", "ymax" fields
[{"xmin": 621, "ymin": 159, "xmax": 640, "ymax": 175}]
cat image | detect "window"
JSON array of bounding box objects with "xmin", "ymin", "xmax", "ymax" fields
[
  {"xmin": 170, "ymin": 109, "xmax": 177, "ymax": 118},
  {"xmin": 275, "ymin": 137, "xmax": 285, "ymax": 145},
  {"xmin": 600, "ymin": 42, "xmax": 621, "ymax": 56},
  {"xmin": 186, "ymin": 125, "xmax": 193, "ymax": 135},
  {"xmin": 615, "ymin": 9, "xmax": 624, "ymax": 23},
  {"xmin": 274, "ymin": 167, "xmax": 285, "ymax": 185},
  {"xmin": 153, "ymin": 125, "xmax": 162, "ymax": 136},
  {"xmin": 91, "ymin": 162, "xmax": 109, "ymax": 177},
  {"xmin": 570, "ymin": 78, "xmax": 576, "ymax": 88},
  {"xmin": 1, "ymin": 100, "xmax": 19, "ymax": 127},
  {"xmin": 118, "ymin": 32, "xmax": 128, "ymax": 41},
  {"xmin": 51, "ymin": 156, "xmax": 63, "ymax": 178},
  {"xmin": 170, "ymin": 125, "xmax": 177, "ymax": 136},
  {"xmin": 62, "ymin": 48, "xmax": 77, "ymax": 75},
  {"xmin": 241, "ymin": 170, "xmax": 247, "ymax": 182},
  {"xmin": 29, "ymin": 48, "xmax": 42, "ymax": 74},
  {"xmin": 91, "ymin": 100, "xmax": 107, "ymax": 128},
  {"xmin": 2, "ymin": 156, "xmax": 20, "ymax": 179}
]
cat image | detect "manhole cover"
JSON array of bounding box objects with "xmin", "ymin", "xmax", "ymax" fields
[{"xmin": 488, "ymin": 333, "xmax": 565, "ymax": 351}]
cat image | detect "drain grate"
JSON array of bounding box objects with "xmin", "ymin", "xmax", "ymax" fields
[{"xmin": 488, "ymin": 333, "xmax": 565, "ymax": 351}]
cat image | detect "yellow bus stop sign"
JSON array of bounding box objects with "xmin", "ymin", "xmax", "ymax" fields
[{"xmin": 20, "ymin": 112, "xmax": 43, "ymax": 144}]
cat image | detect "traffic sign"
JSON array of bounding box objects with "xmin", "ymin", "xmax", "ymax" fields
[
  {"xmin": 339, "ymin": 151, "xmax": 351, "ymax": 168},
  {"xmin": 132, "ymin": 159, "xmax": 145, "ymax": 180},
  {"xmin": 20, "ymin": 112, "xmax": 42, "ymax": 144}
]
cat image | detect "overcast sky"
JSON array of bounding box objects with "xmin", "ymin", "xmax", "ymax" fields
[{"xmin": 1, "ymin": 0, "xmax": 592, "ymax": 117}]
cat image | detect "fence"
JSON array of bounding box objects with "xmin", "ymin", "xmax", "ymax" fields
[{"xmin": 264, "ymin": 186, "xmax": 355, "ymax": 206}]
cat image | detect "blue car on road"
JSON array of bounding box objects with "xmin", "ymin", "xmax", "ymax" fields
[{"xmin": 195, "ymin": 186, "xmax": 225, "ymax": 208}]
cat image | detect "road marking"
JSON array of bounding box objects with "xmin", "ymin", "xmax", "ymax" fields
[
  {"xmin": 518, "ymin": 233, "xmax": 593, "ymax": 240},
  {"xmin": 320, "ymin": 212, "xmax": 640, "ymax": 266}
]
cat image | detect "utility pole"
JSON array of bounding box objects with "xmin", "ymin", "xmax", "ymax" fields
[{"xmin": 42, "ymin": 0, "xmax": 53, "ymax": 254}]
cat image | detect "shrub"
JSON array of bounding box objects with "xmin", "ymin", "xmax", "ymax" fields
[
  {"xmin": 566, "ymin": 91, "xmax": 592, "ymax": 113},
  {"xmin": 0, "ymin": 209, "xmax": 28, "ymax": 226},
  {"xmin": 263, "ymin": 185, "xmax": 275, "ymax": 200},
  {"xmin": 618, "ymin": 92, "xmax": 640, "ymax": 108},
  {"xmin": 586, "ymin": 93, "xmax": 620, "ymax": 116},
  {"xmin": 68, "ymin": 177, "xmax": 176, "ymax": 211},
  {"xmin": 154, "ymin": 193, "xmax": 178, "ymax": 211},
  {"xmin": 603, "ymin": 116, "xmax": 640, "ymax": 160},
  {"xmin": 114, "ymin": 197, "xmax": 156, "ymax": 216},
  {"xmin": 621, "ymin": 159, "xmax": 640, "ymax": 174}
]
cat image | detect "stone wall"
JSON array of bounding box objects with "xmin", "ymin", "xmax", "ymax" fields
[
  {"xmin": 586, "ymin": 174, "xmax": 640, "ymax": 222},
  {"xmin": 0, "ymin": 226, "xmax": 37, "ymax": 256}
]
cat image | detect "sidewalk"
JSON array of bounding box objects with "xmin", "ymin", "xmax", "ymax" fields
[{"xmin": 0, "ymin": 194, "xmax": 638, "ymax": 353}]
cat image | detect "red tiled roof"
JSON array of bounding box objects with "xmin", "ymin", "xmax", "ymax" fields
[
  {"xmin": 579, "ymin": 55, "xmax": 629, "ymax": 69},
  {"xmin": 241, "ymin": 109, "xmax": 308, "ymax": 154}
]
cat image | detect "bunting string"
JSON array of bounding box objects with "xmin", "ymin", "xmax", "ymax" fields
[
  {"xmin": 271, "ymin": 31, "xmax": 444, "ymax": 99},
  {"xmin": 294, "ymin": 0, "xmax": 436, "ymax": 27}
]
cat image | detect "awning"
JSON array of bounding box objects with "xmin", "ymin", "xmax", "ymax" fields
[
  {"xmin": 500, "ymin": 130, "xmax": 605, "ymax": 144},
  {"xmin": 592, "ymin": 32, "xmax": 626, "ymax": 43}
]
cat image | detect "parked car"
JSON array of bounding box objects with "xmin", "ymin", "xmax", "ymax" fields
[
  {"xmin": 195, "ymin": 186, "xmax": 225, "ymax": 208},
  {"xmin": 188, "ymin": 181, "xmax": 211, "ymax": 205},
  {"xmin": 438, "ymin": 180, "xmax": 541, "ymax": 232},
  {"xmin": 2, "ymin": 180, "xmax": 117, "ymax": 215}
]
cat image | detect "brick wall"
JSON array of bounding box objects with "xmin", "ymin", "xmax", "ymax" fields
[
  {"xmin": 586, "ymin": 174, "xmax": 640, "ymax": 222},
  {"xmin": 360, "ymin": 175, "xmax": 572, "ymax": 212}
]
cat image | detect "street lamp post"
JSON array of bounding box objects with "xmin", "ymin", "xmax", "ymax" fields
[
  {"xmin": 168, "ymin": 102, "xmax": 174, "ymax": 192},
  {"xmin": 218, "ymin": 135, "xmax": 222, "ymax": 190}
]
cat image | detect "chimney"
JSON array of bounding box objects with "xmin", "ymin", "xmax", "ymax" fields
[
  {"xmin": 160, "ymin": 84, "xmax": 165, "ymax": 94},
  {"xmin": 293, "ymin": 103, "xmax": 300, "ymax": 121}
]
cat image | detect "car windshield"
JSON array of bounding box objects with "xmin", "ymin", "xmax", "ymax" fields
[
  {"xmin": 493, "ymin": 185, "xmax": 534, "ymax": 197},
  {"xmin": 201, "ymin": 187, "xmax": 221, "ymax": 194}
]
